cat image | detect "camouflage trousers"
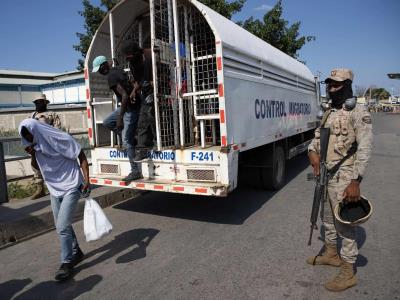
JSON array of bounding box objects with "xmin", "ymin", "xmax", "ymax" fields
[
  {"xmin": 31, "ymin": 158, "xmax": 44, "ymax": 184},
  {"xmin": 322, "ymin": 165, "xmax": 358, "ymax": 264}
]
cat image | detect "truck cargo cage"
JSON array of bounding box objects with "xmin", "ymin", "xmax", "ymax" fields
[
  {"xmin": 87, "ymin": 0, "xmax": 222, "ymax": 150},
  {"xmin": 151, "ymin": 0, "xmax": 220, "ymax": 149}
]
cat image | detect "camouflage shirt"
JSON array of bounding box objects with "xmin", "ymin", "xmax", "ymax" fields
[
  {"xmin": 308, "ymin": 104, "xmax": 373, "ymax": 179},
  {"xmin": 31, "ymin": 111, "xmax": 62, "ymax": 129}
]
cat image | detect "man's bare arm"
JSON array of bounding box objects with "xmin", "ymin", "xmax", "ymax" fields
[{"xmin": 78, "ymin": 150, "xmax": 90, "ymax": 187}]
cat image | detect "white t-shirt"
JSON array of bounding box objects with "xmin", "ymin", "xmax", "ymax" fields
[{"xmin": 34, "ymin": 139, "xmax": 83, "ymax": 197}]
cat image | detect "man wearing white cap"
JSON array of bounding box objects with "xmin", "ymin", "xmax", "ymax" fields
[{"xmin": 92, "ymin": 56, "xmax": 142, "ymax": 181}]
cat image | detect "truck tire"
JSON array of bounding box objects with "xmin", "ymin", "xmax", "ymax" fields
[
  {"xmin": 261, "ymin": 145, "xmax": 286, "ymax": 190},
  {"xmin": 238, "ymin": 165, "xmax": 263, "ymax": 189}
]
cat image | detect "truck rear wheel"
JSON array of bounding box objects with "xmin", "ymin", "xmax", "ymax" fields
[{"xmin": 261, "ymin": 145, "xmax": 286, "ymax": 190}]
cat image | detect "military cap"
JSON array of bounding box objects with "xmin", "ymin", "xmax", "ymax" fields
[{"xmin": 325, "ymin": 68, "xmax": 354, "ymax": 83}]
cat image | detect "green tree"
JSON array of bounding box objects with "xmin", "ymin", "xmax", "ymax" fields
[
  {"xmin": 74, "ymin": 0, "xmax": 120, "ymax": 70},
  {"xmin": 366, "ymin": 88, "xmax": 390, "ymax": 100},
  {"xmin": 239, "ymin": 0, "xmax": 314, "ymax": 59},
  {"xmin": 198, "ymin": 0, "xmax": 246, "ymax": 19}
]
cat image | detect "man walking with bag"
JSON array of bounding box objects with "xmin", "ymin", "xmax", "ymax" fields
[{"xmin": 19, "ymin": 119, "xmax": 90, "ymax": 281}]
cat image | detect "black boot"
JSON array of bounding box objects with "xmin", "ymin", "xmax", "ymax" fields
[
  {"xmin": 122, "ymin": 171, "xmax": 143, "ymax": 182},
  {"xmin": 133, "ymin": 149, "xmax": 149, "ymax": 161},
  {"xmin": 55, "ymin": 263, "xmax": 74, "ymax": 281}
]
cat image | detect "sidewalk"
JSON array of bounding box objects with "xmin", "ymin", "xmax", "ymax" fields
[{"xmin": 0, "ymin": 186, "xmax": 144, "ymax": 249}]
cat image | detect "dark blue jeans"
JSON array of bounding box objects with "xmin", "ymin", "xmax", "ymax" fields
[{"xmin": 103, "ymin": 107, "xmax": 139, "ymax": 173}]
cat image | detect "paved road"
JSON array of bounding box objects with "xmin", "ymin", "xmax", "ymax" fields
[{"xmin": 1, "ymin": 113, "xmax": 399, "ymax": 300}]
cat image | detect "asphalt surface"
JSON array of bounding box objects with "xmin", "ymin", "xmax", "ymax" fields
[{"xmin": 0, "ymin": 113, "xmax": 399, "ymax": 300}]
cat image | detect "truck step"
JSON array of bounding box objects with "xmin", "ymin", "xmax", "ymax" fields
[{"xmin": 89, "ymin": 177, "xmax": 229, "ymax": 197}]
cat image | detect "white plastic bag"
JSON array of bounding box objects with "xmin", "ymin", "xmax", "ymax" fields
[{"xmin": 83, "ymin": 198, "xmax": 113, "ymax": 242}]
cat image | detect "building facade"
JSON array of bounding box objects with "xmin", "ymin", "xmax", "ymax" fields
[{"xmin": 0, "ymin": 69, "xmax": 85, "ymax": 108}]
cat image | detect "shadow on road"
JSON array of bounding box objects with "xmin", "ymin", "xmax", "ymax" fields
[
  {"xmin": 0, "ymin": 229, "xmax": 157, "ymax": 299},
  {"xmin": 355, "ymin": 226, "xmax": 368, "ymax": 268},
  {"xmin": 8, "ymin": 275, "xmax": 102, "ymax": 300},
  {"xmin": 114, "ymin": 154, "xmax": 310, "ymax": 225},
  {"xmin": 77, "ymin": 228, "xmax": 159, "ymax": 270},
  {"xmin": 0, "ymin": 278, "xmax": 32, "ymax": 300}
]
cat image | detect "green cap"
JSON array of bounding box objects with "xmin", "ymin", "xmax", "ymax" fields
[{"xmin": 92, "ymin": 56, "xmax": 107, "ymax": 73}]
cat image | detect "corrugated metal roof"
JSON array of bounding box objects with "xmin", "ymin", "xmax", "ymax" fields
[
  {"xmin": 0, "ymin": 78, "xmax": 53, "ymax": 85},
  {"xmin": 0, "ymin": 69, "xmax": 84, "ymax": 85},
  {"xmin": 0, "ymin": 69, "xmax": 58, "ymax": 77},
  {"xmin": 54, "ymin": 70, "xmax": 84, "ymax": 78},
  {"xmin": 0, "ymin": 103, "xmax": 86, "ymax": 113}
]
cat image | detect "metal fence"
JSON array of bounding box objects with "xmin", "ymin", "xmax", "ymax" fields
[{"xmin": 0, "ymin": 131, "xmax": 90, "ymax": 204}]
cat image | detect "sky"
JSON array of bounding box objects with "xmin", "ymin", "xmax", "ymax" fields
[{"xmin": 0, "ymin": 0, "xmax": 399, "ymax": 95}]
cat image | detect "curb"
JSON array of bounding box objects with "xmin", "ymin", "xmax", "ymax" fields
[{"xmin": 0, "ymin": 188, "xmax": 144, "ymax": 249}]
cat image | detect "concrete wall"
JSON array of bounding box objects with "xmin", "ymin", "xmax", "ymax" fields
[
  {"xmin": 5, "ymin": 158, "xmax": 93, "ymax": 180},
  {"xmin": 0, "ymin": 105, "xmax": 88, "ymax": 133}
]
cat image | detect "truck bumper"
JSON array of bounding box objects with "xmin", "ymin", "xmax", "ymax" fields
[{"xmin": 89, "ymin": 177, "xmax": 229, "ymax": 197}]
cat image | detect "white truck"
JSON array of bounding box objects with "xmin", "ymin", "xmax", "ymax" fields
[{"xmin": 84, "ymin": 0, "xmax": 321, "ymax": 196}]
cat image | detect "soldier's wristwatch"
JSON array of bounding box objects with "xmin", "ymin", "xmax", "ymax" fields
[{"xmin": 353, "ymin": 175, "xmax": 363, "ymax": 183}]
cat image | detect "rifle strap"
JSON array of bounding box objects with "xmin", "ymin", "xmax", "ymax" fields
[
  {"xmin": 328, "ymin": 141, "xmax": 358, "ymax": 179},
  {"xmin": 320, "ymin": 109, "xmax": 332, "ymax": 128}
]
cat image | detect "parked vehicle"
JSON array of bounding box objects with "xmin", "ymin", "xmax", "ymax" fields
[{"xmin": 84, "ymin": 0, "xmax": 321, "ymax": 196}]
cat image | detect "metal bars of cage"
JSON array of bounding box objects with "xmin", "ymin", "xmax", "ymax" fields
[
  {"xmin": 187, "ymin": 5, "xmax": 220, "ymax": 148},
  {"xmin": 152, "ymin": 0, "xmax": 180, "ymax": 149},
  {"xmin": 179, "ymin": 2, "xmax": 195, "ymax": 146},
  {"xmin": 190, "ymin": 7, "xmax": 218, "ymax": 94},
  {"xmin": 172, "ymin": 0, "xmax": 185, "ymax": 148},
  {"xmin": 109, "ymin": 13, "xmax": 117, "ymax": 147},
  {"xmin": 151, "ymin": 0, "xmax": 220, "ymax": 149},
  {"xmin": 150, "ymin": 0, "xmax": 162, "ymax": 150}
]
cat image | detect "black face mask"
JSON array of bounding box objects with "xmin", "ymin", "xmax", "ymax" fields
[
  {"xmin": 35, "ymin": 102, "xmax": 47, "ymax": 113},
  {"xmin": 329, "ymin": 80, "xmax": 353, "ymax": 109},
  {"xmin": 99, "ymin": 63, "xmax": 110, "ymax": 75}
]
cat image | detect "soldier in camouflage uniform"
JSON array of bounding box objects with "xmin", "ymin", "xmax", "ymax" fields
[
  {"xmin": 307, "ymin": 69, "xmax": 373, "ymax": 292},
  {"xmin": 30, "ymin": 94, "xmax": 61, "ymax": 199}
]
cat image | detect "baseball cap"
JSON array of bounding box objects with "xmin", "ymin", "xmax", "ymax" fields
[
  {"xmin": 92, "ymin": 56, "xmax": 107, "ymax": 73},
  {"xmin": 325, "ymin": 68, "xmax": 354, "ymax": 83}
]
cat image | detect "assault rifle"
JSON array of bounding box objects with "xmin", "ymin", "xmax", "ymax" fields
[{"xmin": 307, "ymin": 127, "xmax": 330, "ymax": 246}]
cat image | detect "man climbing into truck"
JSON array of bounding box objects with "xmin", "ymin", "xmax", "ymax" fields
[
  {"xmin": 122, "ymin": 40, "xmax": 156, "ymax": 162},
  {"xmin": 92, "ymin": 55, "xmax": 142, "ymax": 181}
]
